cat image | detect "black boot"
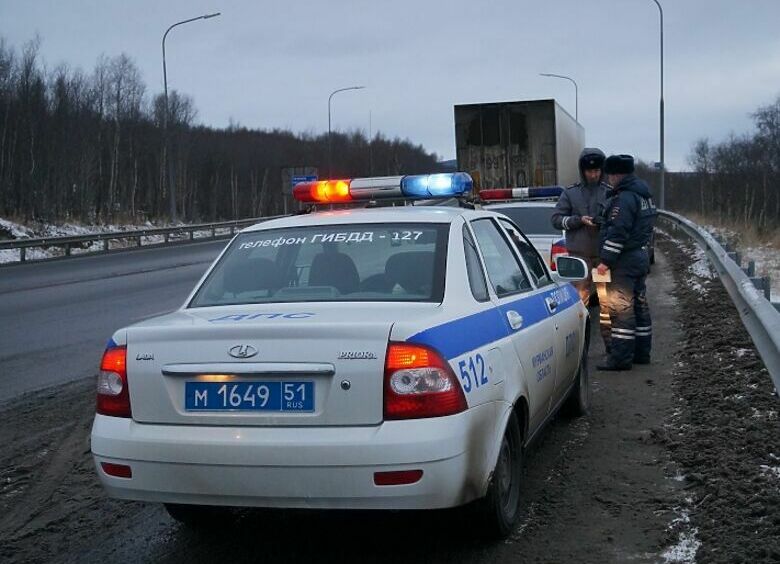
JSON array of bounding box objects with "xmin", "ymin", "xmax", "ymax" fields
[
  {"xmin": 597, "ymin": 359, "xmax": 632, "ymax": 371},
  {"xmin": 633, "ymin": 357, "xmax": 651, "ymax": 365}
]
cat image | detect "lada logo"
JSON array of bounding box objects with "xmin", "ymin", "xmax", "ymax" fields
[
  {"xmin": 338, "ymin": 351, "xmax": 377, "ymax": 360},
  {"xmin": 228, "ymin": 344, "xmax": 258, "ymax": 359}
]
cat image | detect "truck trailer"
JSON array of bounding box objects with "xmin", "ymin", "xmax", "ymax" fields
[{"xmin": 454, "ymin": 99, "xmax": 585, "ymax": 189}]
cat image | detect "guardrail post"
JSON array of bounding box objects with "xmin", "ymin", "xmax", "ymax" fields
[
  {"xmin": 751, "ymin": 277, "xmax": 771, "ymax": 300},
  {"xmin": 103, "ymin": 239, "xmax": 109, "ymax": 251},
  {"xmin": 727, "ymin": 251, "xmax": 739, "ymax": 264},
  {"xmin": 20, "ymin": 247, "xmax": 26, "ymax": 262},
  {"xmin": 189, "ymin": 230, "xmax": 194, "ymax": 241},
  {"xmin": 137, "ymin": 236, "xmax": 142, "ymax": 247},
  {"xmin": 65, "ymin": 243, "xmax": 71, "ymax": 256},
  {"xmin": 164, "ymin": 233, "xmax": 169, "ymax": 243},
  {"xmin": 211, "ymin": 227, "xmax": 216, "ymax": 238}
]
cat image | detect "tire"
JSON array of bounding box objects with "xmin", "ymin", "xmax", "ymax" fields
[
  {"xmin": 164, "ymin": 503, "xmax": 234, "ymax": 529},
  {"xmin": 563, "ymin": 331, "xmax": 591, "ymax": 417},
  {"xmin": 476, "ymin": 411, "xmax": 524, "ymax": 539}
]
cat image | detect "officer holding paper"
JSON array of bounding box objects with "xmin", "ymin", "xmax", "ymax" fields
[{"xmin": 595, "ymin": 154, "xmax": 657, "ymax": 371}]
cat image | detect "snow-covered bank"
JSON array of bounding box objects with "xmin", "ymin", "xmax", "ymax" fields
[
  {"xmin": 701, "ymin": 224, "xmax": 779, "ymax": 302},
  {"xmin": 0, "ymin": 217, "xmax": 232, "ymax": 264}
]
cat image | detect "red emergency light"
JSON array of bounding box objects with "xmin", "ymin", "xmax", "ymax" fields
[{"xmin": 480, "ymin": 186, "xmax": 563, "ymax": 201}]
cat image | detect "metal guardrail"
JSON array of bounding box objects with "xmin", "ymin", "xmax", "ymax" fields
[
  {"xmin": 658, "ymin": 210, "xmax": 780, "ymax": 394},
  {"xmin": 0, "ymin": 216, "xmax": 286, "ymax": 264}
]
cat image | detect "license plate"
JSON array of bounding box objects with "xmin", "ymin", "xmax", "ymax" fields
[{"xmin": 185, "ymin": 381, "xmax": 314, "ymax": 412}]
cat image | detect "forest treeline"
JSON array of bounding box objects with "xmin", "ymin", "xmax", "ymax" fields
[
  {"xmin": 0, "ymin": 38, "xmax": 441, "ymax": 223},
  {"xmin": 660, "ymin": 95, "xmax": 780, "ymax": 233}
]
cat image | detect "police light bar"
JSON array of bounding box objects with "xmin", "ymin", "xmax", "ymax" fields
[
  {"xmin": 480, "ymin": 186, "xmax": 563, "ymax": 201},
  {"xmin": 293, "ymin": 173, "xmax": 473, "ymax": 203}
]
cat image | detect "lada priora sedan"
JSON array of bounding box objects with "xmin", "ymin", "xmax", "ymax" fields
[{"xmin": 91, "ymin": 173, "xmax": 591, "ymax": 538}]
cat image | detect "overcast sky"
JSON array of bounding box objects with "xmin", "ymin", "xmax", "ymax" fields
[{"xmin": 2, "ymin": 0, "xmax": 780, "ymax": 171}]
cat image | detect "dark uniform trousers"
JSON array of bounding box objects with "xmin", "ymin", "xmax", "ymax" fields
[
  {"xmin": 604, "ymin": 265, "xmax": 652, "ymax": 364},
  {"xmin": 572, "ymin": 254, "xmax": 613, "ymax": 350}
]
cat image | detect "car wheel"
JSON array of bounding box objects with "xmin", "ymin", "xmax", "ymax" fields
[
  {"xmin": 563, "ymin": 332, "xmax": 591, "ymax": 417},
  {"xmin": 164, "ymin": 503, "xmax": 233, "ymax": 528},
  {"xmin": 476, "ymin": 411, "xmax": 524, "ymax": 538}
]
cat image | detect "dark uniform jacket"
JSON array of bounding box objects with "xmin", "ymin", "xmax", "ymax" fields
[
  {"xmin": 551, "ymin": 181, "xmax": 609, "ymax": 257},
  {"xmin": 599, "ymin": 174, "xmax": 657, "ymax": 276},
  {"xmin": 551, "ymin": 147, "xmax": 608, "ymax": 258}
]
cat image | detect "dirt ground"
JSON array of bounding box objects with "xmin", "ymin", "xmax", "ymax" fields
[
  {"xmin": 0, "ymin": 240, "xmax": 777, "ymax": 563},
  {"xmin": 654, "ymin": 227, "xmax": 780, "ymax": 563}
]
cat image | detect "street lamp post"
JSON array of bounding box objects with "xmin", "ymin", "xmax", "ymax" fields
[
  {"xmin": 650, "ymin": 0, "xmax": 665, "ymax": 209},
  {"xmin": 328, "ymin": 86, "xmax": 365, "ymax": 177},
  {"xmin": 539, "ymin": 73, "xmax": 578, "ymax": 121},
  {"xmin": 162, "ymin": 12, "xmax": 220, "ymax": 222}
]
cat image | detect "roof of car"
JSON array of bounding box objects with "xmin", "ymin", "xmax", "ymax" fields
[{"xmin": 242, "ymin": 205, "xmax": 493, "ymax": 232}]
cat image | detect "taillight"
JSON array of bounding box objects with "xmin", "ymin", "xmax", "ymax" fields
[
  {"xmin": 101, "ymin": 462, "xmax": 132, "ymax": 478},
  {"xmin": 96, "ymin": 345, "xmax": 131, "ymax": 418},
  {"xmin": 383, "ymin": 343, "xmax": 467, "ymax": 420},
  {"xmin": 374, "ymin": 469, "xmax": 423, "ymax": 486},
  {"xmin": 550, "ymin": 239, "xmax": 568, "ymax": 271}
]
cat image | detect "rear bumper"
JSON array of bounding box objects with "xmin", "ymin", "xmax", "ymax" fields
[{"xmin": 91, "ymin": 403, "xmax": 497, "ymax": 510}]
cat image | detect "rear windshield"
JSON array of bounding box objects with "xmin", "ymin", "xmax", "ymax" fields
[
  {"xmin": 490, "ymin": 206, "xmax": 560, "ymax": 236},
  {"xmin": 189, "ymin": 223, "xmax": 449, "ymax": 306}
]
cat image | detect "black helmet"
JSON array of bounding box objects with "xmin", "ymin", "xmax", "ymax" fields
[{"xmin": 579, "ymin": 148, "xmax": 606, "ymax": 172}]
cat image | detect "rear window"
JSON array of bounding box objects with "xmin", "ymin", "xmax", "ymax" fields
[
  {"xmin": 189, "ymin": 223, "xmax": 449, "ymax": 306},
  {"xmin": 490, "ymin": 206, "xmax": 560, "ymax": 235}
]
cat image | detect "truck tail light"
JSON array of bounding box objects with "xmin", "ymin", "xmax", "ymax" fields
[
  {"xmin": 550, "ymin": 239, "xmax": 568, "ymax": 271},
  {"xmin": 383, "ymin": 343, "xmax": 467, "ymax": 420},
  {"xmin": 96, "ymin": 345, "xmax": 131, "ymax": 418}
]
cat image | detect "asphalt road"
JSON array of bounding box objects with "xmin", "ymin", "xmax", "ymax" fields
[
  {"xmin": 1, "ymin": 240, "xmax": 776, "ymax": 563},
  {"xmin": 0, "ymin": 241, "xmax": 227, "ymax": 402}
]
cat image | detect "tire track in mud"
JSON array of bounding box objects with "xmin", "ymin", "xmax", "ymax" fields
[{"xmin": 0, "ymin": 379, "xmax": 144, "ymax": 563}]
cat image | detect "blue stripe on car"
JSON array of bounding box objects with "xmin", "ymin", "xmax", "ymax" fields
[{"xmin": 407, "ymin": 285, "xmax": 578, "ymax": 360}]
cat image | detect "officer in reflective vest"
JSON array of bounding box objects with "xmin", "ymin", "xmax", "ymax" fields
[{"xmin": 595, "ymin": 154, "xmax": 657, "ymax": 371}]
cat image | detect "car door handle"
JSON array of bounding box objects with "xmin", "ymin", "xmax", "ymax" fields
[
  {"xmin": 545, "ymin": 297, "xmax": 558, "ymax": 312},
  {"xmin": 506, "ymin": 310, "xmax": 523, "ymax": 330}
]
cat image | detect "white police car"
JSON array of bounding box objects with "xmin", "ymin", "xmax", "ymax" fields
[
  {"xmin": 91, "ymin": 173, "xmax": 591, "ymax": 538},
  {"xmin": 480, "ymin": 187, "xmax": 568, "ymax": 272}
]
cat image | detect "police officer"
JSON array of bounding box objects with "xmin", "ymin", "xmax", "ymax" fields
[
  {"xmin": 551, "ymin": 147, "xmax": 610, "ymax": 346},
  {"xmin": 596, "ymin": 154, "xmax": 657, "ymax": 371}
]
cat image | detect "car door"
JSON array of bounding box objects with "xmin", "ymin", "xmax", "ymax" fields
[
  {"xmin": 498, "ymin": 218, "xmax": 581, "ymax": 404},
  {"xmin": 469, "ymin": 218, "xmax": 556, "ymax": 432}
]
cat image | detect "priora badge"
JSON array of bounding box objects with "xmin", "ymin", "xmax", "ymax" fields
[{"xmin": 228, "ymin": 344, "xmax": 258, "ymax": 359}]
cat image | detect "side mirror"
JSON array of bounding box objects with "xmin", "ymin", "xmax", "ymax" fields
[{"xmin": 554, "ymin": 256, "xmax": 588, "ymax": 280}]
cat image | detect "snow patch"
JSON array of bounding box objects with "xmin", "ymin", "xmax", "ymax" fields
[
  {"xmin": 759, "ymin": 465, "xmax": 780, "ymax": 480},
  {"xmin": 662, "ymin": 508, "xmax": 701, "ymax": 563}
]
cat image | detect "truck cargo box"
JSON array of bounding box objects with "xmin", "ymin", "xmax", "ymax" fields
[{"xmin": 454, "ymin": 99, "xmax": 585, "ymax": 189}]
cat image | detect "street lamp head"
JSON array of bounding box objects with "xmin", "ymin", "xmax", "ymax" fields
[{"xmin": 202, "ymin": 12, "xmax": 221, "ymax": 19}]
